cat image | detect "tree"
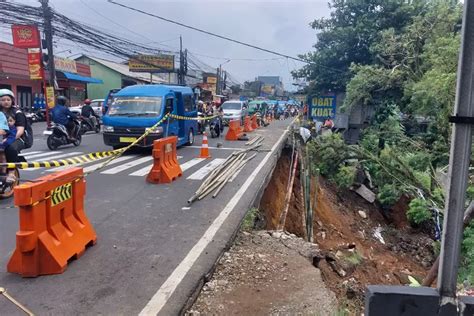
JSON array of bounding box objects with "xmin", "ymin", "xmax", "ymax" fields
[{"xmin": 230, "ymin": 84, "xmax": 242, "ymax": 95}]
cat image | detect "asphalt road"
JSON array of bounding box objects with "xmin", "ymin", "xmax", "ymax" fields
[{"xmin": 0, "ymin": 119, "xmax": 290, "ymax": 315}]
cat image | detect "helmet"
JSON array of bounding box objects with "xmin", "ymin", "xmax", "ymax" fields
[
  {"xmin": 84, "ymin": 99, "xmax": 91, "ymax": 105},
  {"xmin": 0, "ymin": 89, "xmax": 14, "ymax": 99},
  {"xmin": 56, "ymin": 95, "xmax": 68, "ymax": 106}
]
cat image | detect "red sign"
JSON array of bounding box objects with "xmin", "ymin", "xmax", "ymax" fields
[
  {"xmin": 27, "ymin": 48, "xmax": 43, "ymax": 80},
  {"xmin": 11, "ymin": 25, "xmax": 40, "ymax": 48}
]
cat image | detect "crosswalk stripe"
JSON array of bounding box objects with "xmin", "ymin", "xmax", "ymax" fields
[
  {"xmin": 83, "ymin": 155, "xmax": 138, "ymax": 173},
  {"xmin": 101, "ymin": 156, "xmax": 153, "ymax": 174},
  {"xmin": 22, "ymin": 151, "xmax": 61, "ymax": 159},
  {"xmin": 19, "ymin": 151, "xmax": 42, "ymax": 157},
  {"xmin": 180, "ymin": 158, "xmax": 206, "ymax": 172},
  {"xmin": 187, "ymin": 158, "xmax": 226, "ymax": 180},
  {"xmin": 35, "ymin": 152, "xmax": 83, "ymax": 162},
  {"xmin": 129, "ymin": 156, "xmax": 184, "ymax": 177}
]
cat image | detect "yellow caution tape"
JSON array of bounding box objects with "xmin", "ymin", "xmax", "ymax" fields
[{"xmin": 168, "ymin": 113, "xmax": 218, "ymax": 121}]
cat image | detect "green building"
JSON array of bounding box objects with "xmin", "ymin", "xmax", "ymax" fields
[{"xmin": 75, "ymin": 55, "xmax": 167, "ymax": 100}]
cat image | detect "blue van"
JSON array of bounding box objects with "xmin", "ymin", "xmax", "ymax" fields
[{"xmin": 102, "ymin": 84, "xmax": 198, "ymax": 149}]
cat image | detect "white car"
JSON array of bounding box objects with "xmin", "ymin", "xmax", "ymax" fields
[
  {"xmin": 221, "ymin": 100, "xmax": 247, "ymax": 123},
  {"xmin": 70, "ymin": 99, "xmax": 104, "ymax": 117}
]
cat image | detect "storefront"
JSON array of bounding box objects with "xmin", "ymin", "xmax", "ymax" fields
[{"xmin": 0, "ymin": 41, "xmax": 102, "ymax": 109}]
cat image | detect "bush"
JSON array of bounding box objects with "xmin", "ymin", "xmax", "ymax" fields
[
  {"xmin": 407, "ymin": 198, "xmax": 432, "ymax": 225},
  {"xmin": 377, "ymin": 184, "xmax": 401, "ymax": 208},
  {"xmin": 308, "ymin": 133, "xmax": 350, "ymax": 176},
  {"xmin": 333, "ymin": 165, "xmax": 357, "ymax": 189},
  {"xmin": 460, "ymin": 223, "xmax": 474, "ymax": 284}
]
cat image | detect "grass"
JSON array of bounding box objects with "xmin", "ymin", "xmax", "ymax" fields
[
  {"xmin": 345, "ymin": 251, "xmax": 364, "ymax": 266},
  {"xmin": 241, "ymin": 207, "xmax": 259, "ymax": 231}
]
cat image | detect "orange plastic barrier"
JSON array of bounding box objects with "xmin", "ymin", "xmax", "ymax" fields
[
  {"xmin": 243, "ymin": 115, "xmax": 254, "ymax": 133},
  {"xmin": 251, "ymin": 115, "xmax": 258, "ymax": 130},
  {"xmin": 225, "ymin": 119, "xmax": 245, "ymax": 141},
  {"xmin": 147, "ymin": 136, "xmax": 183, "ymax": 183},
  {"xmin": 7, "ymin": 167, "xmax": 97, "ymax": 277}
]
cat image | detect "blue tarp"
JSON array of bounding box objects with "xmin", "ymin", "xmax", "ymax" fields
[{"xmin": 61, "ymin": 71, "xmax": 103, "ymax": 84}]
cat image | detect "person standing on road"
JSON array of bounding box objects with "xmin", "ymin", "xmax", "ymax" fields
[{"xmin": 0, "ymin": 89, "xmax": 30, "ymax": 165}]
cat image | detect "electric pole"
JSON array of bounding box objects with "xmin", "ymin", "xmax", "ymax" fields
[
  {"xmin": 40, "ymin": 0, "xmax": 55, "ymax": 125},
  {"xmin": 178, "ymin": 35, "xmax": 184, "ymax": 85}
]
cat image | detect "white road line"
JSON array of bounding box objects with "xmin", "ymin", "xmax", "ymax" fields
[
  {"xmin": 186, "ymin": 158, "xmax": 226, "ymax": 180},
  {"xmin": 101, "ymin": 156, "xmax": 153, "ymax": 174},
  {"xmin": 129, "ymin": 156, "xmax": 184, "ymax": 177},
  {"xmin": 139, "ymin": 128, "xmax": 289, "ymax": 315},
  {"xmin": 180, "ymin": 158, "xmax": 206, "ymax": 172},
  {"xmin": 22, "ymin": 151, "xmax": 61, "ymax": 159},
  {"xmin": 35, "ymin": 152, "xmax": 83, "ymax": 161},
  {"xmin": 187, "ymin": 145, "xmax": 236, "ymax": 150},
  {"xmin": 19, "ymin": 151, "xmax": 42, "ymax": 157},
  {"xmin": 83, "ymin": 155, "xmax": 138, "ymax": 173}
]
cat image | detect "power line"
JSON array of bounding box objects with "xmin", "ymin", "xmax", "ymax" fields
[{"xmin": 106, "ymin": 0, "xmax": 326, "ymax": 67}]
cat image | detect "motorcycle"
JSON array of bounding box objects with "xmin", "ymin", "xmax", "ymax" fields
[
  {"xmin": 45, "ymin": 120, "xmax": 82, "ymax": 150},
  {"xmin": 197, "ymin": 112, "xmax": 207, "ymax": 134},
  {"xmin": 209, "ymin": 116, "xmax": 223, "ymax": 138},
  {"xmin": 0, "ymin": 154, "xmax": 25, "ymax": 199},
  {"xmin": 79, "ymin": 116, "xmax": 100, "ymax": 134}
]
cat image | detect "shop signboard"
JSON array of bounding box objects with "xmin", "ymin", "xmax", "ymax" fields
[
  {"xmin": 54, "ymin": 57, "xmax": 77, "ymax": 73},
  {"xmin": 309, "ymin": 95, "xmax": 336, "ymax": 120},
  {"xmin": 27, "ymin": 48, "xmax": 43, "ymax": 80},
  {"xmin": 129, "ymin": 54, "xmax": 175, "ymax": 73},
  {"xmin": 45, "ymin": 86, "xmax": 55, "ymax": 108},
  {"xmin": 11, "ymin": 25, "xmax": 40, "ymax": 48},
  {"xmin": 206, "ymin": 76, "xmax": 217, "ymax": 84}
]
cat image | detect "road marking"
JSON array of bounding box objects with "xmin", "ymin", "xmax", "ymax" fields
[
  {"xmin": 35, "ymin": 152, "xmax": 83, "ymax": 161},
  {"xmin": 180, "ymin": 158, "xmax": 206, "ymax": 172},
  {"xmin": 129, "ymin": 156, "xmax": 184, "ymax": 177},
  {"xmin": 186, "ymin": 158, "xmax": 226, "ymax": 180},
  {"xmin": 181, "ymin": 207, "xmax": 191, "ymax": 210},
  {"xmin": 83, "ymin": 155, "xmax": 138, "ymax": 173},
  {"xmin": 19, "ymin": 151, "xmax": 42, "ymax": 157},
  {"xmin": 22, "ymin": 151, "xmax": 61, "ymax": 159},
  {"xmin": 139, "ymin": 128, "xmax": 289, "ymax": 315},
  {"xmin": 188, "ymin": 145, "xmax": 235, "ymax": 150},
  {"xmin": 101, "ymin": 156, "xmax": 153, "ymax": 174}
]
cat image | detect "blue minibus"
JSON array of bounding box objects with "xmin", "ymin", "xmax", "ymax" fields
[{"xmin": 102, "ymin": 84, "xmax": 198, "ymax": 149}]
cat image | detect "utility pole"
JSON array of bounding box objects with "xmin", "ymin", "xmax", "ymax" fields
[
  {"xmin": 178, "ymin": 35, "xmax": 184, "ymax": 85},
  {"xmin": 438, "ymin": 0, "xmax": 474, "ymax": 308},
  {"xmin": 40, "ymin": 0, "xmax": 55, "ymax": 125}
]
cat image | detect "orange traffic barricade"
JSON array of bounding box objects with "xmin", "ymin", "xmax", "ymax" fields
[
  {"xmin": 7, "ymin": 167, "xmax": 97, "ymax": 277},
  {"xmin": 147, "ymin": 136, "xmax": 183, "ymax": 184},
  {"xmin": 243, "ymin": 115, "xmax": 254, "ymax": 133},
  {"xmin": 251, "ymin": 114, "xmax": 258, "ymax": 130},
  {"xmin": 225, "ymin": 119, "xmax": 245, "ymax": 141}
]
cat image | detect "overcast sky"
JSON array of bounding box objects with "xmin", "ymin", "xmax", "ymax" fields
[{"xmin": 2, "ymin": 0, "xmax": 331, "ymax": 90}]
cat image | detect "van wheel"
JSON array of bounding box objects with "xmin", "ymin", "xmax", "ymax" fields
[{"xmin": 187, "ymin": 129, "xmax": 194, "ymax": 145}]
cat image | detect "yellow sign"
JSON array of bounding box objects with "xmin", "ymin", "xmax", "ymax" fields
[
  {"xmin": 206, "ymin": 76, "xmax": 217, "ymax": 84},
  {"xmin": 129, "ymin": 54, "xmax": 175, "ymax": 73},
  {"xmin": 261, "ymin": 85, "xmax": 273, "ymax": 94},
  {"xmin": 54, "ymin": 57, "xmax": 77, "ymax": 73},
  {"xmin": 45, "ymin": 86, "xmax": 55, "ymax": 109},
  {"xmin": 51, "ymin": 183, "xmax": 72, "ymax": 206}
]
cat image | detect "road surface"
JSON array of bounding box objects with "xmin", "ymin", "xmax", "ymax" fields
[{"xmin": 0, "ymin": 119, "xmax": 290, "ymax": 315}]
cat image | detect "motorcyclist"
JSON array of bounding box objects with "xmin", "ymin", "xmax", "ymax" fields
[
  {"xmin": 81, "ymin": 98, "xmax": 99, "ymax": 130},
  {"xmin": 51, "ymin": 96, "xmax": 78, "ymax": 141}
]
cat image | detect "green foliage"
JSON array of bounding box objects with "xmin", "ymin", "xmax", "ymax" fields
[
  {"xmin": 241, "ymin": 208, "xmax": 259, "ymax": 231},
  {"xmin": 377, "ymin": 184, "xmax": 401, "ymax": 208},
  {"xmin": 345, "ymin": 251, "xmax": 364, "ymax": 266},
  {"xmin": 333, "ymin": 165, "xmax": 357, "ymax": 189},
  {"xmin": 407, "ymin": 198, "xmax": 431, "ymax": 225},
  {"xmin": 460, "ymin": 223, "xmax": 474, "ymax": 284},
  {"xmin": 308, "ymin": 133, "xmax": 350, "ymax": 176}
]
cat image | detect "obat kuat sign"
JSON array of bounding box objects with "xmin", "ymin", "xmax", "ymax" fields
[
  {"xmin": 11, "ymin": 25, "xmax": 40, "ymax": 48},
  {"xmin": 129, "ymin": 54, "xmax": 175, "ymax": 73},
  {"xmin": 309, "ymin": 96, "xmax": 336, "ymax": 119}
]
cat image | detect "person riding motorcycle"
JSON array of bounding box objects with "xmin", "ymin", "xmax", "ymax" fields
[
  {"xmin": 81, "ymin": 99, "xmax": 99, "ymax": 130},
  {"xmin": 51, "ymin": 96, "xmax": 78, "ymax": 141}
]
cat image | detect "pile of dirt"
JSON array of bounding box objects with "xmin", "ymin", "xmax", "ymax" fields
[
  {"xmin": 311, "ymin": 178, "xmax": 435, "ymax": 311},
  {"xmin": 186, "ymin": 231, "xmax": 337, "ymax": 316}
]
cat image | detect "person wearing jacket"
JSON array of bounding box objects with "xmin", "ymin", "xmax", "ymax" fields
[{"xmin": 51, "ymin": 96, "xmax": 78, "ymax": 141}]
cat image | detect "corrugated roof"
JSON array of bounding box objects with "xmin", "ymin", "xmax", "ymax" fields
[{"xmin": 81, "ymin": 55, "xmax": 167, "ymax": 84}]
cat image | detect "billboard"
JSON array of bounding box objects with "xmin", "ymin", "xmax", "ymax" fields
[
  {"xmin": 11, "ymin": 25, "xmax": 40, "ymax": 48},
  {"xmin": 206, "ymin": 76, "xmax": 217, "ymax": 84},
  {"xmin": 309, "ymin": 95, "xmax": 336, "ymax": 120},
  {"xmin": 54, "ymin": 57, "xmax": 77, "ymax": 73},
  {"xmin": 27, "ymin": 48, "xmax": 43, "ymax": 80},
  {"xmin": 129, "ymin": 54, "xmax": 175, "ymax": 73}
]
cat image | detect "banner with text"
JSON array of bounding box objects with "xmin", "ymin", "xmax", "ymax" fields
[
  {"xmin": 27, "ymin": 48, "xmax": 43, "ymax": 80},
  {"xmin": 129, "ymin": 54, "xmax": 175, "ymax": 73},
  {"xmin": 11, "ymin": 25, "xmax": 40, "ymax": 48},
  {"xmin": 309, "ymin": 95, "xmax": 336, "ymax": 120}
]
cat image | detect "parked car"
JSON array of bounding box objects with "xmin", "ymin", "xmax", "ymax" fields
[
  {"xmin": 221, "ymin": 100, "xmax": 247, "ymax": 124},
  {"xmin": 70, "ymin": 99, "xmax": 105, "ymax": 117}
]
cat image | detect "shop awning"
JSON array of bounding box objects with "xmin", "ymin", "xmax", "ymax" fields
[{"xmin": 60, "ymin": 71, "xmax": 103, "ymax": 84}]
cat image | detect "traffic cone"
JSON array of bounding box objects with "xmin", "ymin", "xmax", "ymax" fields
[{"xmin": 199, "ymin": 132, "xmax": 211, "ymax": 158}]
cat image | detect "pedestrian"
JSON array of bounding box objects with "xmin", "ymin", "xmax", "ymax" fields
[{"xmin": 0, "ymin": 89, "xmax": 32, "ymax": 166}]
